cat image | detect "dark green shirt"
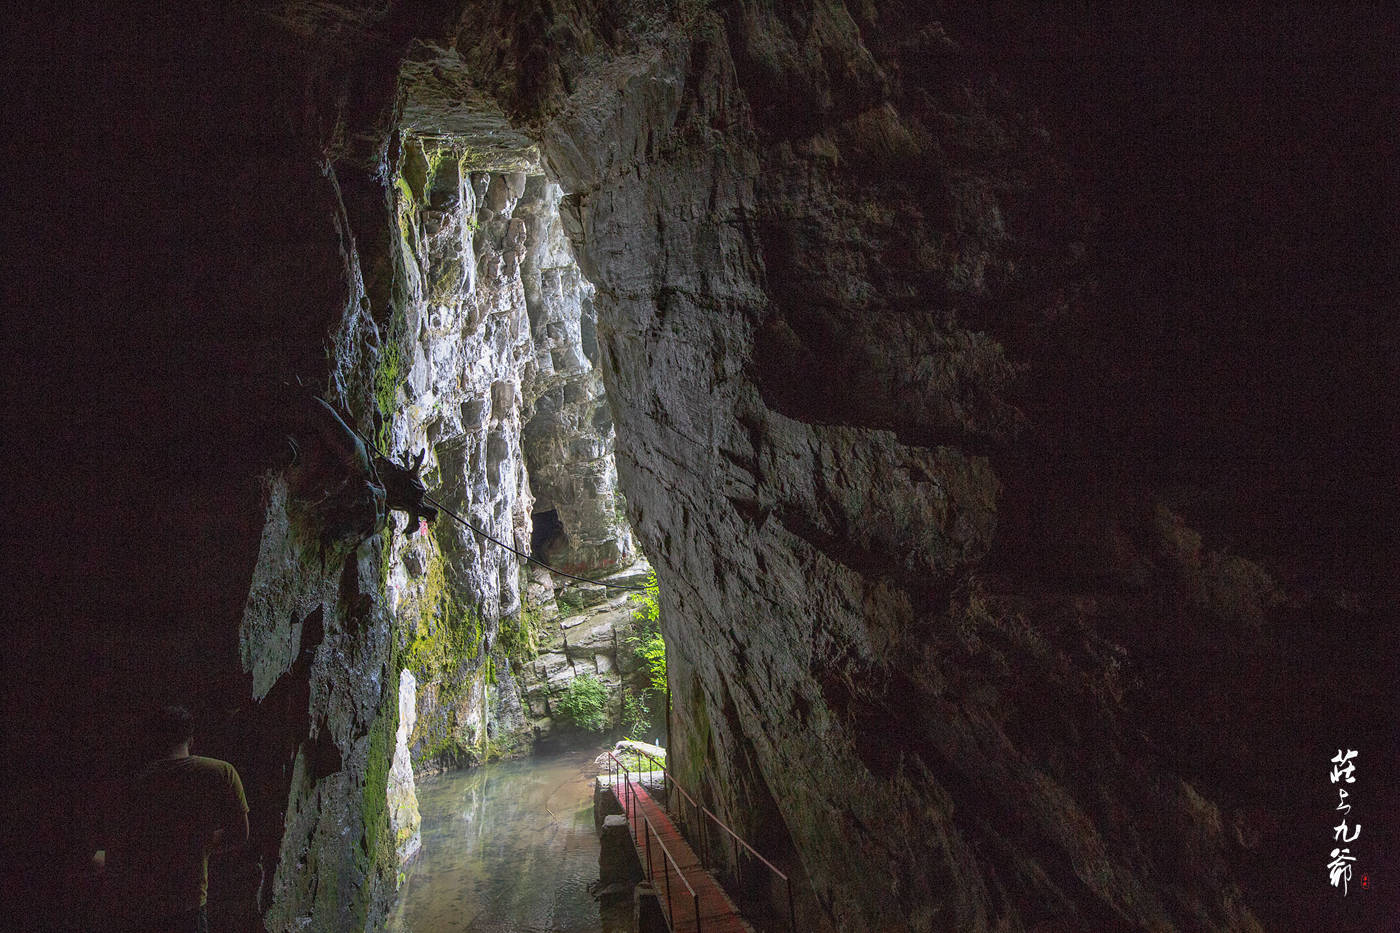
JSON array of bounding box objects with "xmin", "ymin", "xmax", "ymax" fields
[{"xmin": 107, "ymin": 755, "xmax": 248, "ymax": 917}]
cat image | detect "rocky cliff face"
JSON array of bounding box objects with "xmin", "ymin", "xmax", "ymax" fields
[
  {"xmin": 414, "ymin": 6, "xmax": 1393, "ymax": 932},
  {"xmin": 10, "ymin": 4, "xmax": 1395, "ymax": 933},
  {"xmin": 231, "ymin": 121, "xmax": 647, "ymax": 924},
  {"xmin": 519, "ymin": 178, "xmax": 637, "ymax": 574},
  {"xmin": 372, "ymin": 136, "xmax": 649, "ymax": 767},
  {"xmin": 376, "ymin": 140, "xmax": 539, "ymax": 778}
]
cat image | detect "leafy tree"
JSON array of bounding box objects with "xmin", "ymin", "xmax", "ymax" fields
[
  {"xmin": 636, "ymin": 632, "xmax": 667, "ymax": 693},
  {"xmin": 627, "ymin": 570, "xmax": 667, "ymax": 692}
]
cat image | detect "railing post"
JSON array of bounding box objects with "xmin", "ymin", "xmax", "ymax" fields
[
  {"xmin": 694, "ymin": 890, "xmax": 701, "ymax": 933},
  {"xmin": 644, "ymin": 816, "xmax": 653, "ymax": 880},
  {"xmin": 700, "ymin": 806, "xmax": 709, "ymax": 870},
  {"xmin": 663, "ymin": 826, "xmax": 673, "ymax": 920},
  {"xmin": 695, "ymin": 797, "xmax": 704, "ymax": 867},
  {"xmin": 787, "ymin": 875, "xmax": 795, "ymax": 933}
]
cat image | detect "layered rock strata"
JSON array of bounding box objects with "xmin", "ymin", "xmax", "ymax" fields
[
  {"xmin": 380, "ymin": 7, "xmax": 1390, "ymax": 933},
  {"xmin": 241, "ymin": 6, "xmax": 1396, "ymax": 930}
]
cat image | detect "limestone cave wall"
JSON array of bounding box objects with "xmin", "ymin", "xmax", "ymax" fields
[{"xmin": 373, "ymin": 135, "xmax": 641, "ymax": 779}]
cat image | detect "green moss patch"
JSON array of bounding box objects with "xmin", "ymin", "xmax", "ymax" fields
[
  {"xmin": 348, "ymin": 679, "xmax": 401, "ymax": 930},
  {"xmin": 401, "ymin": 538, "xmax": 484, "ymax": 689},
  {"xmin": 373, "ymin": 325, "xmax": 405, "ymax": 449},
  {"xmin": 497, "ymin": 607, "xmax": 540, "ymax": 672}
]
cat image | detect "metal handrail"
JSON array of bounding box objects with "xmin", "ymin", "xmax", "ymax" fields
[
  {"xmin": 641, "ymin": 808, "xmax": 702, "ymax": 932},
  {"xmin": 699, "ymin": 803, "xmax": 788, "ymax": 881},
  {"xmin": 637, "ymin": 751, "xmax": 797, "ymax": 933},
  {"xmin": 605, "ymin": 751, "xmax": 702, "ymax": 932},
  {"xmin": 604, "ymin": 752, "xmax": 639, "ymax": 848}
]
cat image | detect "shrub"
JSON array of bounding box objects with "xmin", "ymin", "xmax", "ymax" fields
[
  {"xmin": 630, "ymin": 570, "xmax": 661, "ymax": 633},
  {"xmin": 554, "ymin": 674, "xmax": 610, "ymax": 732}
]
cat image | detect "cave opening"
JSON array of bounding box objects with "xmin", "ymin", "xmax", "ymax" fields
[
  {"xmin": 529, "ymin": 507, "xmax": 565, "ymax": 558},
  {"xmin": 371, "ymin": 124, "xmax": 679, "ymax": 930}
]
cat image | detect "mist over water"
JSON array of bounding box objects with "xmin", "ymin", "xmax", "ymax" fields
[{"xmin": 388, "ymin": 746, "xmax": 631, "ymax": 933}]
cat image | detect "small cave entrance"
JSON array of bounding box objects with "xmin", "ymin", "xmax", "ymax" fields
[{"xmin": 530, "ymin": 508, "xmax": 567, "ymax": 559}]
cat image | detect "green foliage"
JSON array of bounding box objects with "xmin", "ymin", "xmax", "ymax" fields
[
  {"xmin": 636, "ymin": 632, "xmax": 668, "ymax": 693},
  {"xmin": 626, "ymin": 571, "xmax": 667, "ymax": 693},
  {"xmin": 553, "ymin": 674, "xmax": 610, "ymax": 732},
  {"xmin": 621, "ymin": 692, "xmax": 651, "ymax": 739},
  {"xmin": 631, "ymin": 570, "xmax": 661, "ymax": 632}
]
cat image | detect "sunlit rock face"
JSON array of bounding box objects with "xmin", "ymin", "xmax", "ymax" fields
[
  {"xmin": 387, "ymin": 668, "xmax": 422, "ymax": 862},
  {"xmin": 518, "ymin": 178, "xmax": 636, "ymax": 574},
  {"xmin": 376, "ymin": 141, "xmax": 637, "ymax": 772},
  {"xmin": 378, "ymin": 141, "xmax": 538, "ymax": 772}
]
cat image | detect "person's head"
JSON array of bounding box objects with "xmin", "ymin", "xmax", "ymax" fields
[{"xmin": 144, "ymin": 705, "xmax": 195, "ymax": 755}]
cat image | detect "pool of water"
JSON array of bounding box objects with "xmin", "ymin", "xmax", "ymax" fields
[{"xmin": 387, "ymin": 746, "xmax": 631, "ymax": 933}]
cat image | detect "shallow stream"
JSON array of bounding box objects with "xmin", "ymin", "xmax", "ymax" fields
[{"xmin": 388, "ymin": 746, "xmax": 630, "ymax": 933}]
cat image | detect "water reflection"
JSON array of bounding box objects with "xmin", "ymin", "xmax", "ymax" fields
[{"xmin": 388, "ymin": 746, "xmax": 630, "ymax": 933}]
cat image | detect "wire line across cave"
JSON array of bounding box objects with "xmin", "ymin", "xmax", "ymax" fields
[
  {"xmin": 323, "ymin": 391, "xmax": 648, "ymax": 593},
  {"xmin": 421, "ymin": 491, "xmax": 646, "ymax": 592}
]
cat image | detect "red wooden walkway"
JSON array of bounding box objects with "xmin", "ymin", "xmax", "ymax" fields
[{"xmin": 613, "ymin": 777, "xmax": 753, "ymax": 933}]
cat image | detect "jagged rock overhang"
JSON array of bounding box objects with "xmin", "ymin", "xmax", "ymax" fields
[{"xmin": 397, "ymin": 44, "xmax": 542, "ymax": 173}]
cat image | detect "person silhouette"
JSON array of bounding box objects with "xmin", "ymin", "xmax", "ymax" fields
[{"xmin": 92, "ymin": 705, "xmax": 249, "ymax": 932}]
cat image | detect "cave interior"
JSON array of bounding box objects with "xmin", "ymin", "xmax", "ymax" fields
[{"xmin": 4, "ymin": 3, "xmax": 1397, "ymax": 932}]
